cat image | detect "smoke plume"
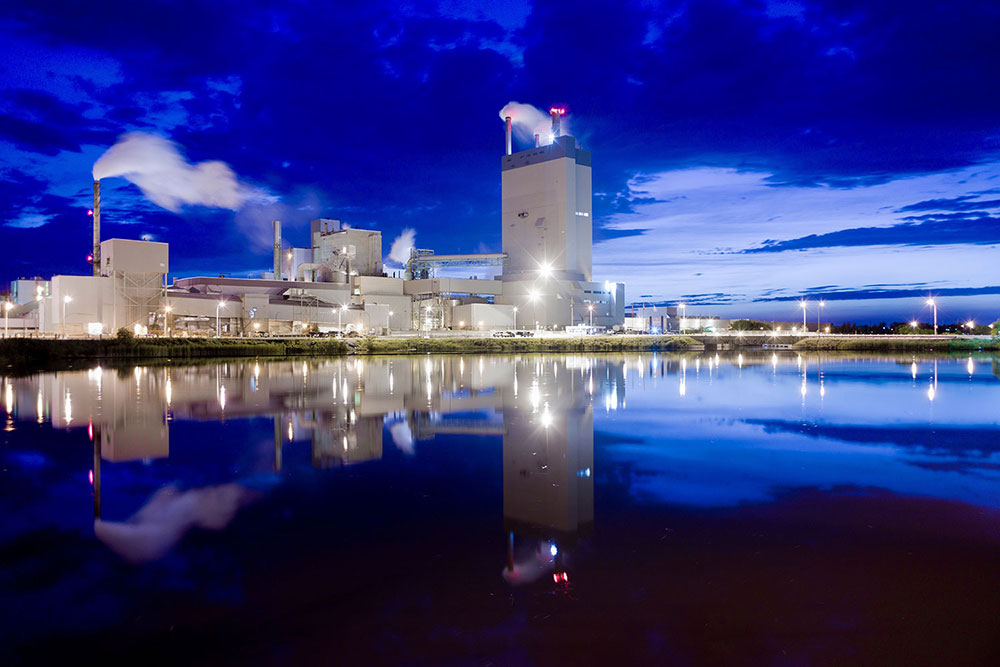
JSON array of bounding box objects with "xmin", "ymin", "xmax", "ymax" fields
[
  {"xmin": 92, "ymin": 132, "xmax": 255, "ymax": 212},
  {"xmin": 499, "ymin": 101, "xmax": 562, "ymax": 146},
  {"xmin": 386, "ymin": 228, "xmax": 416, "ymax": 267}
]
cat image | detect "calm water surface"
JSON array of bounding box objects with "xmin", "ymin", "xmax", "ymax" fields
[{"xmin": 2, "ymin": 352, "xmax": 999, "ymax": 664}]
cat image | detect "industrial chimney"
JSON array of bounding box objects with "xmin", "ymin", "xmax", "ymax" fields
[
  {"xmin": 505, "ymin": 116, "xmax": 512, "ymax": 155},
  {"xmin": 549, "ymin": 107, "xmax": 564, "ymax": 139},
  {"xmin": 534, "ymin": 133, "xmax": 540, "ymax": 148},
  {"xmin": 272, "ymin": 220, "xmax": 282, "ymax": 280},
  {"xmin": 92, "ymin": 181, "xmax": 101, "ymax": 276}
]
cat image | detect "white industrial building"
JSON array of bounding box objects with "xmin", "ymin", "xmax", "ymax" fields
[{"xmin": 5, "ymin": 110, "xmax": 626, "ymax": 337}]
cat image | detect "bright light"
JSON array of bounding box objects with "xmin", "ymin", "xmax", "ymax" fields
[
  {"xmin": 549, "ymin": 543, "xmax": 558, "ymax": 557},
  {"xmin": 587, "ymin": 304, "xmax": 593, "ymax": 311},
  {"xmin": 528, "ymin": 290, "xmax": 540, "ymax": 302},
  {"xmin": 3, "ymin": 302, "xmax": 12, "ymax": 312},
  {"xmin": 800, "ymin": 301, "xmax": 807, "ymax": 310},
  {"xmin": 253, "ymin": 322, "xmax": 261, "ymax": 329},
  {"xmin": 911, "ymin": 320, "xmax": 918, "ymax": 328},
  {"xmin": 63, "ymin": 295, "xmax": 72, "ymax": 304},
  {"xmin": 341, "ymin": 305, "xmax": 348, "ymax": 312},
  {"xmin": 164, "ymin": 305, "xmax": 172, "ymax": 313},
  {"xmin": 458, "ymin": 321, "xmax": 465, "ymax": 327},
  {"xmin": 389, "ymin": 311, "xmax": 394, "ymax": 316},
  {"xmin": 547, "ymin": 132, "xmax": 555, "ymax": 143},
  {"xmin": 512, "ymin": 306, "xmax": 518, "ymax": 312},
  {"xmin": 966, "ymin": 320, "xmax": 975, "ymax": 328},
  {"xmin": 538, "ymin": 262, "xmax": 552, "ymax": 279},
  {"xmin": 218, "ymin": 301, "xmax": 225, "ymax": 309},
  {"xmin": 926, "ymin": 298, "xmax": 935, "ymax": 306}
]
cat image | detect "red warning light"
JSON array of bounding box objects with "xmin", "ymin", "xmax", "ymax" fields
[
  {"xmin": 87, "ymin": 209, "xmax": 93, "ymax": 216},
  {"xmin": 549, "ymin": 107, "xmax": 567, "ymax": 115},
  {"xmin": 86, "ymin": 254, "xmax": 94, "ymax": 263}
]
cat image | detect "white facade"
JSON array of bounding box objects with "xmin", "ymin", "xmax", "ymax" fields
[{"xmin": 501, "ymin": 135, "xmax": 592, "ymax": 281}]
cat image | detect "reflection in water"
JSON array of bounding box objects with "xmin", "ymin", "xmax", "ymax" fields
[{"xmin": 1, "ymin": 351, "xmax": 999, "ymax": 565}]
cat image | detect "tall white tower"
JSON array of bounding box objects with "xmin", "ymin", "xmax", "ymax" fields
[{"xmin": 501, "ymin": 111, "xmax": 592, "ymax": 282}]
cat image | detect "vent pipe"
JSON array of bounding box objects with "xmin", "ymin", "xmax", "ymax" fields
[
  {"xmin": 534, "ymin": 133, "xmax": 540, "ymax": 148},
  {"xmin": 92, "ymin": 181, "xmax": 101, "ymax": 276},
  {"xmin": 505, "ymin": 116, "xmax": 512, "ymax": 155},
  {"xmin": 272, "ymin": 220, "xmax": 282, "ymax": 280}
]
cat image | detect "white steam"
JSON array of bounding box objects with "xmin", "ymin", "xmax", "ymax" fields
[
  {"xmin": 386, "ymin": 228, "xmax": 416, "ymax": 267},
  {"xmin": 92, "ymin": 132, "xmax": 256, "ymax": 212},
  {"xmin": 499, "ymin": 101, "xmax": 562, "ymax": 146}
]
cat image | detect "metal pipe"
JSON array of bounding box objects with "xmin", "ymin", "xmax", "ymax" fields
[
  {"xmin": 93, "ymin": 181, "xmax": 101, "ymax": 276},
  {"xmin": 273, "ymin": 220, "xmax": 281, "ymax": 280},
  {"xmin": 505, "ymin": 116, "xmax": 512, "ymax": 155},
  {"xmin": 534, "ymin": 133, "xmax": 540, "ymax": 148}
]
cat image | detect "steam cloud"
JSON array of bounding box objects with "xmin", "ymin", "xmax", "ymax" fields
[
  {"xmin": 92, "ymin": 132, "xmax": 257, "ymax": 212},
  {"xmin": 499, "ymin": 101, "xmax": 563, "ymax": 146},
  {"xmin": 386, "ymin": 228, "xmax": 416, "ymax": 267}
]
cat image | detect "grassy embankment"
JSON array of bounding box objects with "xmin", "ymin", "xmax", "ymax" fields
[
  {"xmin": 793, "ymin": 336, "xmax": 1000, "ymax": 352},
  {"xmin": 0, "ymin": 334, "xmax": 702, "ymax": 368}
]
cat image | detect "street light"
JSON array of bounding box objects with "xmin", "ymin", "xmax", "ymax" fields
[
  {"xmin": 910, "ymin": 320, "xmax": 918, "ymax": 332},
  {"xmin": 62, "ymin": 295, "xmax": 72, "ymax": 338},
  {"xmin": 512, "ymin": 306, "xmax": 518, "ymax": 331},
  {"xmin": 3, "ymin": 301, "xmax": 12, "ymax": 338},
  {"xmin": 926, "ymin": 298, "xmax": 937, "ymax": 335},
  {"xmin": 164, "ymin": 304, "xmax": 172, "ymax": 337},
  {"xmin": 800, "ymin": 300, "xmax": 808, "ymax": 332},
  {"xmin": 817, "ymin": 300, "xmax": 825, "ymax": 334},
  {"xmin": 337, "ymin": 304, "xmax": 348, "ymax": 331},
  {"xmin": 965, "ymin": 319, "xmax": 975, "ymax": 333},
  {"xmin": 216, "ymin": 300, "xmax": 226, "ymax": 337},
  {"xmin": 538, "ymin": 262, "xmax": 552, "ymax": 279},
  {"xmin": 588, "ymin": 304, "xmax": 594, "ymax": 328}
]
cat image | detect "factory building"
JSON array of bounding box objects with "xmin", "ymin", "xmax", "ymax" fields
[{"xmin": 10, "ymin": 109, "xmax": 625, "ymax": 337}]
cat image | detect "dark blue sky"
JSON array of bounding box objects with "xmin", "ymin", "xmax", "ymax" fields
[{"xmin": 1, "ymin": 0, "xmax": 998, "ymax": 321}]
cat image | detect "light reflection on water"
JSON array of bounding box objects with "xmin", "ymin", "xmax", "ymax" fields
[{"xmin": 1, "ymin": 351, "xmax": 999, "ymax": 661}]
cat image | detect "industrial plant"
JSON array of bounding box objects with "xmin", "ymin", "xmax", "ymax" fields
[{"xmin": 5, "ymin": 109, "xmax": 625, "ymax": 337}]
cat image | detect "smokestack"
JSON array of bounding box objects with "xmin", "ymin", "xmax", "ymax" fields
[
  {"xmin": 505, "ymin": 116, "xmax": 512, "ymax": 155},
  {"xmin": 534, "ymin": 133, "xmax": 540, "ymax": 148},
  {"xmin": 92, "ymin": 181, "xmax": 101, "ymax": 276},
  {"xmin": 273, "ymin": 220, "xmax": 281, "ymax": 280},
  {"xmin": 550, "ymin": 108, "xmax": 562, "ymax": 139}
]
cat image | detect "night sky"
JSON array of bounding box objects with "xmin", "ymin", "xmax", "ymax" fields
[{"xmin": 1, "ymin": 0, "xmax": 998, "ymax": 322}]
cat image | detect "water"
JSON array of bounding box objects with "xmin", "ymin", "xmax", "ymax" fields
[{"xmin": 2, "ymin": 352, "xmax": 999, "ymax": 664}]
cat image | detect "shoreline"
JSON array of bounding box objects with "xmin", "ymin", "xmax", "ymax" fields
[
  {"xmin": 792, "ymin": 336, "xmax": 999, "ymax": 352},
  {"xmin": 0, "ymin": 335, "xmax": 703, "ymax": 373}
]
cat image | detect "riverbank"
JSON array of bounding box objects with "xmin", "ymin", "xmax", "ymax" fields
[
  {"xmin": 0, "ymin": 334, "xmax": 702, "ymax": 370},
  {"xmin": 793, "ymin": 336, "xmax": 999, "ymax": 352}
]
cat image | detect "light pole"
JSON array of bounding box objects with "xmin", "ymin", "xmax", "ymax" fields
[
  {"xmin": 164, "ymin": 304, "xmax": 172, "ymax": 337},
  {"xmin": 216, "ymin": 300, "xmax": 226, "ymax": 337},
  {"xmin": 926, "ymin": 298, "xmax": 937, "ymax": 335},
  {"xmin": 678, "ymin": 302, "xmax": 686, "ymax": 333},
  {"xmin": 62, "ymin": 295, "xmax": 72, "ymax": 338},
  {"xmin": 588, "ymin": 304, "xmax": 594, "ymax": 328},
  {"xmin": 3, "ymin": 301, "xmax": 11, "ymax": 338},
  {"xmin": 817, "ymin": 300, "xmax": 825, "ymax": 334},
  {"xmin": 337, "ymin": 305, "xmax": 347, "ymax": 332},
  {"xmin": 512, "ymin": 306, "xmax": 518, "ymax": 332},
  {"xmin": 800, "ymin": 300, "xmax": 807, "ymax": 332}
]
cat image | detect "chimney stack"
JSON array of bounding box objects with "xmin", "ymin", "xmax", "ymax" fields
[
  {"xmin": 550, "ymin": 108, "xmax": 562, "ymax": 139},
  {"xmin": 92, "ymin": 181, "xmax": 101, "ymax": 276},
  {"xmin": 534, "ymin": 133, "xmax": 540, "ymax": 148},
  {"xmin": 505, "ymin": 116, "xmax": 512, "ymax": 155},
  {"xmin": 272, "ymin": 220, "xmax": 282, "ymax": 280}
]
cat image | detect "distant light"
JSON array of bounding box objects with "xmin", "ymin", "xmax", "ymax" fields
[
  {"xmin": 538, "ymin": 262, "xmax": 552, "ymax": 278},
  {"xmin": 528, "ymin": 290, "xmax": 540, "ymax": 302},
  {"xmin": 549, "ymin": 543, "xmax": 558, "ymax": 557},
  {"xmin": 911, "ymin": 320, "xmax": 918, "ymax": 328},
  {"xmin": 87, "ymin": 209, "xmax": 93, "ymax": 216}
]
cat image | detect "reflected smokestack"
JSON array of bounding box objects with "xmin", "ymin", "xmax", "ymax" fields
[
  {"xmin": 93, "ymin": 181, "xmax": 101, "ymax": 276},
  {"xmin": 273, "ymin": 220, "xmax": 281, "ymax": 280},
  {"xmin": 505, "ymin": 116, "xmax": 512, "ymax": 155}
]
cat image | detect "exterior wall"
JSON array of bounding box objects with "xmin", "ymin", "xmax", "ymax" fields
[
  {"xmin": 99, "ymin": 238, "xmax": 169, "ymax": 275},
  {"xmin": 355, "ymin": 276, "xmax": 404, "ymax": 296},
  {"xmin": 500, "ymin": 279, "xmax": 623, "ymax": 329},
  {"xmin": 11, "ymin": 279, "xmax": 49, "ymax": 305},
  {"xmin": 452, "ymin": 303, "xmax": 514, "ymax": 330},
  {"xmin": 314, "ymin": 228, "xmax": 382, "ymax": 276},
  {"xmin": 44, "ymin": 275, "xmax": 116, "ymax": 336},
  {"xmin": 501, "ymin": 136, "xmax": 592, "ymax": 282}
]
